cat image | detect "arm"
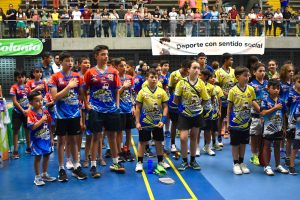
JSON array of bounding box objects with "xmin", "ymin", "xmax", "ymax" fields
[
  {"xmin": 31, "ymin": 114, "xmax": 47, "ymax": 130},
  {"xmin": 252, "ymin": 100, "xmax": 260, "ymax": 113},
  {"xmin": 115, "ymin": 88, "xmax": 120, "ymax": 108},
  {"xmin": 260, "ymin": 103, "xmax": 282, "ymax": 116},
  {"xmin": 226, "ymin": 101, "xmax": 233, "ymax": 131},
  {"xmin": 12, "ymin": 96, "xmax": 27, "ymax": 115},
  {"xmin": 51, "ymin": 78, "xmax": 78, "ymax": 101},
  {"xmin": 158, "ymin": 102, "xmax": 168, "ymax": 128},
  {"xmin": 135, "ymin": 102, "xmax": 142, "ymax": 130}
]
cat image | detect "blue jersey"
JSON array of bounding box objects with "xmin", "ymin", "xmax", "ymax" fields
[
  {"xmin": 120, "ymin": 74, "xmax": 134, "ymax": 114},
  {"xmin": 287, "ymin": 89, "xmax": 300, "ymax": 130},
  {"xmin": 261, "ymin": 97, "xmax": 285, "ymax": 135},
  {"xmin": 159, "ymin": 75, "xmax": 168, "ymax": 89},
  {"xmin": 280, "ymin": 81, "xmax": 293, "ymax": 104},
  {"xmin": 294, "ymin": 104, "xmax": 300, "ymax": 140},
  {"xmin": 249, "ymin": 79, "xmax": 268, "ymax": 113},
  {"xmin": 134, "ymin": 74, "xmax": 145, "ymax": 95}
]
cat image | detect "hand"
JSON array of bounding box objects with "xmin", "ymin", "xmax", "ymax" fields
[
  {"xmin": 131, "ymin": 106, "xmax": 135, "ymax": 116},
  {"xmin": 51, "ymin": 139, "xmax": 54, "ymax": 147},
  {"xmin": 218, "ymin": 111, "xmax": 222, "ymax": 117},
  {"xmin": 42, "ymin": 114, "xmax": 48, "ymax": 121},
  {"xmin": 275, "ymin": 103, "xmax": 283, "ymax": 110},
  {"xmin": 87, "ymin": 104, "xmax": 92, "ymax": 111},
  {"xmin": 157, "ymin": 121, "xmax": 164, "ymax": 128},
  {"xmin": 80, "ymin": 120, "xmax": 86, "ymax": 132},
  {"xmin": 23, "ymin": 109, "xmax": 29, "ymax": 116},
  {"xmin": 136, "ymin": 122, "xmax": 142, "ymax": 131},
  {"xmin": 36, "ymin": 84, "xmax": 44, "ymax": 91},
  {"xmin": 123, "ymin": 80, "xmax": 131, "ymax": 88},
  {"xmin": 67, "ymin": 78, "xmax": 79, "ymax": 89}
]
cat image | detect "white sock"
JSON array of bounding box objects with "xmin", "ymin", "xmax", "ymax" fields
[
  {"xmin": 59, "ymin": 166, "xmax": 65, "ymax": 170},
  {"xmin": 35, "ymin": 175, "xmax": 41, "ymax": 179},
  {"xmin": 74, "ymin": 162, "xmax": 81, "ymax": 169},
  {"xmin": 112, "ymin": 157, "xmax": 118, "ymax": 164},
  {"xmin": 91, "ymin": 161, "xmax": 97, "ymax": 167}
]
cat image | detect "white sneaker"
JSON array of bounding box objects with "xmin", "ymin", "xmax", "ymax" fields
[
  {"xmin": 196, "ymin": 147, "xmax": 201, "ymax": 157},
  {"xmin": 274, "ymin": 165, "xmax": 288, "ymax": 174},
  {"xmin": 240, "ymin": 163, "xmax": 250, "ymax": 174},
  {"xmin": 203, "ymin": 145, "xmax": 215, "ymax": 156},
  {"xmin": 34, "ymin": 176, "xmax": 45, "ymax": 186},
  {"xmin": 212, "ymin": 143, "xmax": 222, "ymax": 151},
  {"xmin": 171, "ymin": 144, "xmax": 177, "ymax": 153},
  {"xmin": 264, "ymin": 166, "xmax": 274, "ymax": 176},
  {"xmin": 151, "ymin": 140, "xmax": 155, "ymax": 146},
  {"xmin": 135, "ymin": 162, "xmax": 143, "ymax": 172},
  {"xmin": 158, "ymin": 161, "xmax": 171, "ymax": 169},
  {"xmin": 233, "ymin": 164, "xmax": 243, "ymax": 175},
  {"xmin": 217, "ymin": 141, "xmax": 224, "ymax": 147},
  {"xmin": 66, "ymin": 160, "xmax": 74, "ymax": 170}
]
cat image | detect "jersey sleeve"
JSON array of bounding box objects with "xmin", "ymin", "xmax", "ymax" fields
[
  {"xmin": 115, "ymin": 72, "xmax": 122, "ymax": 89},
  {"xmin": 227, "ymin": 88, "xmax": 234, "ymax": 102},
  {"xmin": 26, "ymin": 80, "xmax": 32, "ymax": 88},
  {"xmin": 217, "ymin": 86, "xmax": 224, "ymax": 99},
  {"xmin": 136, "ymin": 90, "xmax": 144, "ymax": 103},
  {"xmin": 162, "ymin": 90, "xmax": 169, "ymax": 103},
  {"xmin": 48, "ymin": 74, "xmax": 58, "ymax": 88},
  {"xmin": 174, "ymin": 80, "xmax": 183, "ymax": 97},
  {"xmin": 9, "ymin": 85, "xmax": 17, "ymax": 96},
  {"xmin": 27, "ymin": 111, "xmax": 36, "ymax": 129},
  {"xmin": 200, "ymin": 82, "xmax": 210, "ymax": 101},
  {"xmin": 260, "ymin": 98, "xmax": 268, "ymax": 111},
  {"xmin": 168, "ymin": 73, "xmax": 175, "ymax": 88},
  {"xmin": 215, "ymin": 69, "xmax": 221, "ymax": 84},
  {"xmin": 250, "ymin": 86, "xmax": 256, "ymax": 101},
  {"xmin": 43, "ymin": 80, "xmax": 49, "ymax": 93}
]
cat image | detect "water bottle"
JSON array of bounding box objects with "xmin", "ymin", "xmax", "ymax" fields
[{"xmin": 147, "ymin": 159, "xmax": 153, "ymax": 174}]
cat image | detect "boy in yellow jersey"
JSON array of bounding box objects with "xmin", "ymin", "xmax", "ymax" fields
[
  {"xmin": 168, "ymin": 61, "xmax": 189, "ymax": 153},
  {"xmin": 174, "ymin": 60, "xmax": 209, "ymax": 171},
  {"xmin": 215, "ymin": 53, "xmax": 236, "ymax": 145},
  {"xmin": 135, "ymin": 69, "xmax": 170, "ymax": 172},
  {"xmin": 227, "ymin": 67, "xmax": 260, "ymax": 175}
]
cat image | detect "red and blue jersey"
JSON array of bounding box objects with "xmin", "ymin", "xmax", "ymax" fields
[
  {"xmin": 84, "ymin": 66, "xmax": 121, "ymax": 113},
  {"xmin": 26, "ymin": 79, "xmax": 48, "ymax": 97},
  {"xmin": 27, "ymin": 109, "xmax": 52, "ymax": 156},
  {"xmin": 10, "ymin": 84, "xmax": 31, "ymax": 113},
  {"xmin": 44, "ymin": 92, "xmax": 56, "ymax": 123},
  {"xmin": 48, "ymin": 71, "xmax": 83, "ymax": 119},
  {"xmin": 159, "ymin": 75, "xmax": 168, "ymax": 90},
  {"xmin": 120, "ymin": 74, "xmax": 134, "ymax": 114}
]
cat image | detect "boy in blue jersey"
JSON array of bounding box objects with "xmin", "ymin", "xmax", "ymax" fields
[
  {"xmin": 135, "ymin": 69, "xmax": 170, "ymax": 172},
  {"xmin": 27, "ymin": 91, "xmax": 56, "ymax": 186},
  {"xmin": 227, "ymin": 67, "xmax": 260, "ymax": 175},
  {"xmin": 261, "ymin": 79, "xmax": 288, "ymax": 176},
  {"xmin": 249, "ymin": 63, "xmax": 268, "ymax": 166},
  {"xmin": 289, "ymin": 102, "xmax": 300, "ymax": 175},
  {"xmin": 49, "ymin": 51, "xmax": 87, "ymax": 182}
]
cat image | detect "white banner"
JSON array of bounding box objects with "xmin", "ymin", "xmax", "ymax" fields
[{"xmin": 151, "ymin": 37, "xmax": 265, "ymax": 56}]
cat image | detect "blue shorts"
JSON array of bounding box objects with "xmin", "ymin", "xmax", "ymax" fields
[{"xmin": 31, "ymin": 140, "xmax": 52, "ymax": 156}]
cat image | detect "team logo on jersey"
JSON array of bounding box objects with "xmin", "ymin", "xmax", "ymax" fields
[
  {"xmin": 157, "ymin": 94, "xmax": 162, "ymax": 99},
  {"xmin": 247, "ymin": 93, "xmax": 252, "ymax": 98},
  {"xmin": 107, "ymin": 74, "xmax": 113, "ymax": 81}
]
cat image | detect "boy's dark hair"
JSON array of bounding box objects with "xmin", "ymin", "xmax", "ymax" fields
[
  {"xmin": 59, "ymin": 51, "xmax": 72, "ymax": 62},
  {"xmin": 222, "ymin": 53, "xmax": 232, "ymax": 64},
  {"xmin": 78, "ymin": 56, "xmax": 90, "ymax": 65},
  {"xmin": 197, "ymin": 52, "xmax": 206, "ymax": 58},
  {"xmin": 201, "ymin": 69, "xmax": 213, "ymax": 81},
  {"xmin": 211, "ymin": 61, "xmax": 219, "ymax": 70},
  {"xmin": 182, "ymin": 59, "xmax": 196, "ymax": 69},
  {"xmin": 293, "ymin": 74, "xmax": 300, "ymax": 82},
  {"xmin": 42, "ymin": 51, "xmax": 51, "ymax": 60},
  {"xmin": 146, "ymin": 68, "xmax": 158, "ymax": 77},
  {"xmin": 151, "ymin": 63, "xmax": 159, "ymax": 69},
  {"xmin": 252, "ymin": 62, "xmax": 265, "ymax": 73},
  {"xmin": 267, "ymin": 79, "xmax": 280, "ymax": 88},
  {"xmin": 115, "ymin": 57, "xmax": 126, "ymax": 66},
  {"xmin": 246, "ymin": 56, "xmax": 259, "ymax": 70},
  {"xmin": 93, "ymin": 45, "xmax": 109, "ymax": 56},
  {"xmin": 235, "ymin": 67, "xmax": 250, "ymax": 77},
  {"xmin": 14, "ymin": 70, "xmax": 26, "ymax": 80},
  {"xmin": 28, "ymin": 91, "xmax": 42, "ymax": 102},
  {"xmin": 29, "ymin": 67, "xmax": 43, "ymax": 79},
  {"xmin": 159, "ymin": 37, "xmax": 170, "ymax": 44},
  {"xmin": 160, "ymin": 60, "xmax": 169, "ymax": 66}
]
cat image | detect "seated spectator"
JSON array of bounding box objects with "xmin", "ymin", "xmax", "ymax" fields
[
  {"xmin": 188, "ymin": 0, "xmax": 197, "ymax": 13},
  {"xmin": 53, "ymin": 0, "xmax": 59, "ymax": 9},
  {"xmin": 60, "ymin": 0, "xmax": 68, "ymax": 9}
]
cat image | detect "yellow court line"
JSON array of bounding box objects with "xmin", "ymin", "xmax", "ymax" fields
[
  {"xmin": 164, "ymin": 155, "xmax": 198, "ymax": 200},
  {"xmin": 131, "ymin": 138, "xmax": 155, "ymax": 200}
]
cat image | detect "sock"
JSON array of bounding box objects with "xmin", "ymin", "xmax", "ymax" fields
[
  {"xmin": 183, "ymin": 157, "xmax": 188, "ymax": 163},
  {"xmin": 212, "ymin": 138, "xmax": 216, "ymax": 145},
  {"xmin": 239, "ymin": 157, "xmax": 244, "ymax": 164},
  {"xmin": 59, "ymin": 165, "xmax": 65, "ymax": 170},
  {"xmin": 35, "ymin": 175, "xmax": 41, "ymax": 179},
  {"xmin": 138, "ymin": 157, "xmax": 143, "ymax": 163},
  {"xmin": 112, "ymin": 157, "xmax": 118, "ymax": 164},
  {"xmin": 91, "ymin": 161, "xmax": 97, "ymax": 167},
  {"xmin": 42, "ymin": 172, "xmax": 47, "ymax": 177},
  {"xmin": 121, "ymin": 143, "xmax": 124, "ymax": 149},
  {"xmin": 171, "ymin": 139, "xmax": 175, "ymax": 145},
  {"xmin": 157, "ymin": 155, "xmax": 163, "ymax": 163},
  {"xmin": 66, "ymin": 157, "xmax": 71, "ymax": 162},
  {"xmin": 190, "ymin": 156, "xmax": 195, "ymax": 162},
  {"xmin": 74, "ymin": 162, "xmax": 81, "ymax": 169},
  {"xmin": 233, "ymin": 160, "xmax": 239, "ymax": 164}
]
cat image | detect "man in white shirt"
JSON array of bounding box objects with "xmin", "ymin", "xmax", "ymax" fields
[
  {"xmin": 52, "ymin": 54, "xmax": 61, "ymax": 73},
  {"xmin": 169, "ymin": 7, "xmax": 178, "ymax": 37},
  {"xmin": 72, "ymin": 6, "xmax": 82, "ymax": 37}
]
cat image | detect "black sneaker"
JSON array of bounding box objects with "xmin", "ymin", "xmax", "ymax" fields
[
  {"xmin": 144, "ymin": 148, "xmax": 155, "ymax": 158},
  {"xmin": 90, "ymin": 166, "xmax": 101, "ymax": 178},
  {"xmin": 126, "ymin": 151, "xmax": 135, "ymax": 162},
  {"xmin": 190, "ymin": 160, "xmax": 201, "ymax": 170},
  {"xmin": 12, "ymin": 151, "xmax": 19, "ymax": 159},
  {"xmin": 105, "ymin": 149, "xmax": 112, "ymax": 158},
  {"xmin": 72, "ymin": 167, "xmax": 87, "ymax": 180},
  {"xmin": 178, "ymin": 161, "xmax": 189, "ymax": 171},
  {"xmin": 25, "ymin": 148, "xmax": 31, "ymax": 154},
  {"xmin": 285, "ymin": 157, "xmax": 290, "ymax": 167},
  {"xmin": 289, "ymin": 167, "xmax": 298, "ymax": 175},
  {"xmin": 58, "ymin": 169, "xmax": 68, "ymax": 182},
  {"xmin": 118, "ymin": 152, "xmax": 126, "ymax": 163}
]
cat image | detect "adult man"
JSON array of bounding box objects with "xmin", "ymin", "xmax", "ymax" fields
[
  {"xmin": 197, "ymin": 52, "xmax": 214, "ymax": 73},
  {"xmin": 36, "ymin": 52, "xmax": 54, "ymax": 82},
  {"xmin": 117, "ymin": 4, "xmax": 127, "ymax": 37},
  {"xmin": 6, "ymin": 4, "xmax": 17, "ymax": 38},
  {"xmin": 52, "ymin": 54, "xmax": 61, "ymax": 73},
  {"xmin": 228, "ymin": 5, "xmax": 239, "ymax": 36}
]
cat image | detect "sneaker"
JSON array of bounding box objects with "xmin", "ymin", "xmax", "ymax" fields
[
  {"xmin": 196, "ymin": 147, "xmax": 201, "ymax": 157},
  {"xmin": 66, "ymin": 160, "xmax": 74, "ymax": 170},
  {"xmin": 203, "ymin": 145, "xmax": 216, "ymax": 156},
  {"xmin": 158, "ymin": 161, "xmax": 171, "ymax": 169},
  {"xmin": 90, "ymin": 166, "xmax": 101, "ymax": 178},
  {"xmin": 150, "ymin": 140, "xmax": 155, "ymax": 146},
  {"xmin": 126, "ymin": 151, "xmax": 135, "ymax": 162},
  {"xmin": 233, "ymin": 164, "xmax": 242, "ymax": 175},
  {"xmin": 110, "ymin": 163, "xmax": 126, "ymax": 173},
  {"xmin": 217, "ymin": 141, "xmax": 224, "ymax": 148},
  {"xmin": 42, "ymin": 173, "xmax": 56, "ymax": 182},
  {"xmin": 98, "ymin": 158, "xmax": 107, "ymax": 166},
  {"xmin": 164, "ymin": 131, "xmax": 170, "ymax": 137},
  {"xmin": 280, "ymin": 150, "xmax": 286, "ymax": 159},
  {"xmin": 212, "ymin": 143, "xmax": 222, "ymax": 151},
  {"xmin": 264, "ymin": 166, "xmax": 274, "ymax": 176},
  {"xmin": 274, "ymin": 165, "xmax": 288, "ymax": 174},
  {"xmin": 12, "ymin": 151, "xmax": 19, "ymax": 159},
  {"xmin": 102, "ymin": 142, "xmax": 107, "ymax": 149},
  {"xmin": 285, "ymin": 157, "xmax": 290, "ymax": 167},
  {"xmin": 288, "ymin": 166, "xmax": 298, "ymax": 175},
  {"xmin": 34, "ymin": 176, "xmax": 45, "ymax": 186},
  {"xmin": 250, "ymin": 155, "xmax": 260, "ymax": 166},
  {"xmin": 105, "ymin": 149, "xmax": 112, "ymax": 158},
  {"xmin": 72, "ymin": 167, "xmax": 87, "ymax": 180},
  {"xmin": 240, "ymin": 163, "xmax": 250, "ymax": 174},
  {"xmin": 190, "ymin": 160, "xmax": 201, "ymax": 170},
  {"xmin": 83, "ymin": 160, "xmax": 89, "ymax": 168},
  {"xmin": 178, "ymin": 161, "xmax": 189, "ymax": 171},
  {"xmin": 135, "ymin": 162, "xmax": 143, "ymax": 172},
  {"xmin": 224, "ymin": 133, "xmax": 229, "ymax": 139},
  {"xmin": 144, "ymin": 148, "xmax": 155, "ymax": 158},
  {"xmin": 58, "ymin": 169, "xmax": 68, "ymax": 182},
  {"xmin": 25, "ymin": 148, "xmax": 31, "ymax": 154},
  {"xmin": 118, "ymin": 152, "xmax": 126, "ymax": 163},
  {"xmin": 171, "ymin": 144, "xmax": 177, "ymax": 153}
]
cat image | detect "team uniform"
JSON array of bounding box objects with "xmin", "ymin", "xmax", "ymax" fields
[
  {"xmin": 136, "ymin": 86, "xmax": 169, "ymax": 142},
  {"xmin": 293, "ymin": 104, "xmax": 300, "ymax": 149},
  {"xmin": 261, "ymin": 97, "xmax": 285, "ymax": 141},
  {"xmin": 280, "ymin": 82, "xmax": 293, "ymax": 104},
  {"xmin": 286, "ymin": 89, "xmax": 300, "ymax": 139},
  {"xmin": 134, "ymin": 74, "xmax": 145, "ymax": 95},
  {"xmin": 44, "ymin": 92, "xmax": 56, "ymax": 126},
  {"xmin": 249, "ymin": 79, "xmax": 268, "ymax": 136},
  {"xmin": 26, "ymin": 79, "xmax": 48, "ymax": 97},
  {"xmin": 48, "ymin": 71, "xmax": 83, "ymax": 135},
  {"xmin": 142, "ymin": 80, "xmax": 163, "ymax": 89},
  {"xmin": 227, "ymin": 85, "xmax": 256, "ymax": 145},
  {"xmin": 119, "ymin": 74, "xmax": 135, "ymax": 131},
  {"xmin": 10, "ymin": 84, "xmax": 31, "ymax": 130},
  {"xmin": 27, "ymin": 109, "xmax": 53, "ymax": 156},
  {"xmin": 202, "ymin": 82, "xmax": 214, "ymax": 130},
  {"xmin": 175, "ymin": 78, "xmax": 210, "ymax": 130},
  {"xmin": 83, "ymin": 66, "xmax": 122, "ymax": 132},
  {"xmin": 168, "ymin": 70, "xmax": 186, "ymax": 122}
]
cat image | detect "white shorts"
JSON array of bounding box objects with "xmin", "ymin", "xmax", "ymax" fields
[{"xmin": 249, "ymin": 117, "xmax": 263, "ymax": 136}]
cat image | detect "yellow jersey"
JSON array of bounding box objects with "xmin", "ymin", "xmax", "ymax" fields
[
  {"xmin": 168, "ymin": 69, "xmax": 186, "ymax": 111},
  {"xmin": 203, "ymin": 82, "xmax": 214, "ymax": 119},
  {"xmin": 215, "ymin": 67, "xmax": 236, "ymax": 106},
  {"xmin": 142, "ymin": 80, "xmax": 163, "ymax": 89},
  {"xmin": 211, "ymin": 85, "xmax": 224, "ymax": 120}
]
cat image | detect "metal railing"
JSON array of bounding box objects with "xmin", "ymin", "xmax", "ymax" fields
[{"xmin": 0, "ymin": 18, "xmax": 299, "ymax": 39}]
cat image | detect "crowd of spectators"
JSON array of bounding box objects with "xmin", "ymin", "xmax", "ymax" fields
[{"xmin": 0, "ymin": 0, "xmax": 300, "ymax": 39}]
